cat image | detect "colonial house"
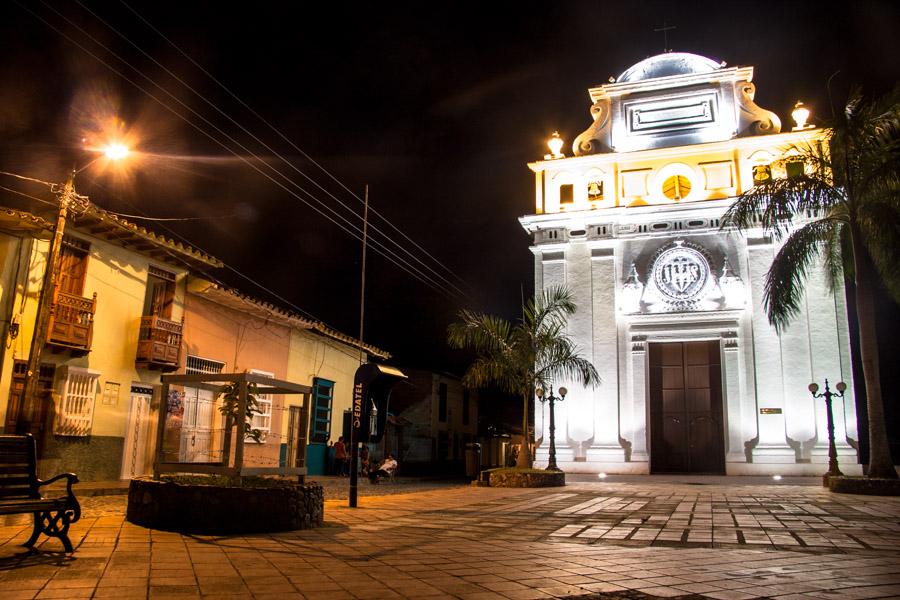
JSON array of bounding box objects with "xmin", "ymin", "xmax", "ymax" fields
[
  {"xmin": 0, "ymin": 202, "xmax": 387, "ymax": 480},
  {"xmin": 383, "ymin": 368, "xmax": 478, "ymax": 474},
  {"xmin": 519, "ymin": 52, "xmax": 859, "ymax": 476}
]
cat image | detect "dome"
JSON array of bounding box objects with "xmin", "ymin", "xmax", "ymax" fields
[{"xmin": 617, "ymin": 52, "xmax": 721, "ymax": 83}]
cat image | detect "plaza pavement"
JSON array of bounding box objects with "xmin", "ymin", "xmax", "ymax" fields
[{"xmin": 1, "ymin": 477, "xmax": 899, "ymax": 599}]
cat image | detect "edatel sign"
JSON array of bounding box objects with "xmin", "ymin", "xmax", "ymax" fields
[
  {"xmin": 350, "ymin": 363, "xmax": 406, "ymax": 443},
  {"xmin": 352, "ymin": 382, "xmax": 363, "ymax": 429}
]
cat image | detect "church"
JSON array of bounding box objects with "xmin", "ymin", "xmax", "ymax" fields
[{"xmin": 519, "ymin": 53, "xmax": 860, "ymax": 476}]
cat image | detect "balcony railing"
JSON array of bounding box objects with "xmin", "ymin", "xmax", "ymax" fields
[
  {"xmin": 136, "ymin": 315, "xmax": 183, "ymax": 371},
  {"xmin": 47, "ymin": 288, "xmax": 96, "ymax": 355}
]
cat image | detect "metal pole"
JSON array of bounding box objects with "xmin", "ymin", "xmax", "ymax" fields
[
  {"xmin": 19, "ymin": 171, "xmax": 76, "ymax": 436},
  {"xmin": 547, "ymin": 393, "xmax": 557, "ymax": 471},
  {"xmin": 823, "ymin": 380, "xmax": 843, "ymax": 480},
  {"xmin": 349, "ymin": 185, "xmax": 369, "ymax": 508}
]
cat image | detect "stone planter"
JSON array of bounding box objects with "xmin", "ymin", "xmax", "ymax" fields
[
  {"xmin": 126, "ymin": 478, "xmax": 324, "ymax": 534},
  {"xmin": 485, "ymin": 468, "xmax": 565, "ymax": 488},
  {"xmin": 827, "ymin": 476, "xmax": 900, "ymax": 496}
]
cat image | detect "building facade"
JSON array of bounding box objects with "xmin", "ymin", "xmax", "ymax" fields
[
  {"xmin": 0, "ymin": 204, "xmax": 388, "ymax": 480},
  {"xmin": 519, "ymin": 53, "xmax": 859, "ymax": 476},
  {"xmin": 381, "ymin": 369, "xmax": 478, "ymax": 474}
]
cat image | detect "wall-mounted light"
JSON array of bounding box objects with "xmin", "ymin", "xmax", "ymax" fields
[{"xmin": 791, "ymin": 101, "xmax": 812, "ymax": 131}]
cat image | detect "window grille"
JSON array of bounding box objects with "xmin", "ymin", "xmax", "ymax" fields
[
  {"xmin": 55, "ymin": 367, "xmax": 100, "ymax": 436},
  {"xmin": 185, "ymin": 355, "xmax": 225, "ymax": 375},
  {"xmin": 148, "ymin": 265, "xmax": 176, "ymax": 282}
]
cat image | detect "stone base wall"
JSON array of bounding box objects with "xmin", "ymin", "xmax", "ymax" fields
[
  {"xmin": 127, "ymin": 479, "xmax": 324, "ymax": 534},
  {"xmin": 488, "ymin": 469, "xmax": 565, "ymax": 487},
  {"xmin": 39, "ymin": 435, "xmax": 124, "ymax": 481}
]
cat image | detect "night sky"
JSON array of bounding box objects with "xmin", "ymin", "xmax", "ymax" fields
[{"xmin": 1, "ymin": 1, "xmax": 898, "ymax": 374}]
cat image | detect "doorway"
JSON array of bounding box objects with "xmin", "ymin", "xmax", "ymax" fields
[
  {"xmin": 121, "ymin": 385, "xmax": 154, "ymax": 479},
  {"xmin": 649, "ymin": 340, "xmax": 725, "ymax": 474}
]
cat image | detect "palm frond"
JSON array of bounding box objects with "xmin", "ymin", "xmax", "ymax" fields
[
  {"xmin": 821, "ymin": 218, "xmax": 848, "ymax": 295},
  {"xmin": 524, "ymin": 285, "xmax": 576, "ymax": 332},
  {"xmin": 858, "ymin": 195, "xmax": 900, "ymax": 304},
  {"xmin": 447, "ymin": 309, "xmax": 512, "ymax": 353},
  {"xmin": 722, "ymin": 175, "xmax": 842, "ymax": 239},
  {"xmin": 764, "ymin": 220, "xmax": 838, "ymax": 332}
]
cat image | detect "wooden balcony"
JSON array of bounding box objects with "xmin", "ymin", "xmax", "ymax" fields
[
  {"xmin": 47, "ymin": 289, "xmax": 96, "ymax": 356},
  {"xmin": 136, "ymin": 315, "xmax": 183, "ymax": 371}
]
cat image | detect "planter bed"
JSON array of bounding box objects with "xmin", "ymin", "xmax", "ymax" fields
[
  {"xmin": 480, "ymin": 467, "xmax": 565, "ymax": 488},
  {"xmin": 127, "ymin": 476, "xmax": 324, "ymax": 534},
  {"xmin": 827, "ymin": 475, "xmax": 900, "ymax": 496}
]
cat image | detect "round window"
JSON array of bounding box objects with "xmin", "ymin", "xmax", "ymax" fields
[{"xmin": 662, "ymin": 175, "xmax": 692, "ymax": 200}]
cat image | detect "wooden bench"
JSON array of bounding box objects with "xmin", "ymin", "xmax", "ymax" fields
[{"xmin": 0, "ymin": 434, "xmax": 81, "ymax": 552}]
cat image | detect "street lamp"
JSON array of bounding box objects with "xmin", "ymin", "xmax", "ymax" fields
[
  {"xmin": 535, "ymin": 385, "xmax": 567, "ymax": 471},
  {"xmin": 808, "ymin": 379, "xmax": 847, "ymax": 484},
  {"xmin": 17, "ymin": 144, "xmax": 131, "ymax": 435}
]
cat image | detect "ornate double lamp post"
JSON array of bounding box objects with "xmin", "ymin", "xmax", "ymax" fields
[
  {"xmin": 808, "ymin": 379, "xmax": 847, "ymax": 483},
  {"xmin": 535, "ymin": 385, "xmax": 567, "ymax": 471}
]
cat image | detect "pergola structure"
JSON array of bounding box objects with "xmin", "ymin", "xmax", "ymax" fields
[{"xmin": 153, "ymin": 371, "xmax": 311, "ymax": 482}]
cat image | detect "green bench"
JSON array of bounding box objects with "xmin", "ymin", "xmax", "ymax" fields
[{"xmin": 0, "ymin": 434, "xmax": 81, "ymax": 552}]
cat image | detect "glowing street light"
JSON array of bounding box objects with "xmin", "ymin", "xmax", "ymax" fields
[
  {"xmin": 792, "ymin": 101, "xmax": 812, "ymax": 131},
  {"xmin": 103, "ymin": 143, "xmax": 130, "ymax": 161},
  {"xmin": 546, "ymin": 131, "xmax": 565, "ymax": 159}
]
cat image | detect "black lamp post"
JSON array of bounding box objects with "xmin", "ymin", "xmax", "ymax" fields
[
  {"xmin": 808, "ymin": 379, "xmax": 847, "ymax": 484},
  {"xmin": 536, "ymin": 385, "xmax": 567, "ymax": 471}
]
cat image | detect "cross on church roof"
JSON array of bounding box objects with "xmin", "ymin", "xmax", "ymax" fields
[{"xmin": 653, "ymin": 21, "xmax": 677, "ymax": 53}]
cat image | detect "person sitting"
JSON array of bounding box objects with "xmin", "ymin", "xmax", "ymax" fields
[{"xmin": 368, "ymin": 454, "xmax": 398, "ymax": 484}]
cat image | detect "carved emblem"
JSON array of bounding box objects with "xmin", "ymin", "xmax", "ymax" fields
[{"xmin": 651, "ymin": 241, "xmax": 712, "ymax": 307}]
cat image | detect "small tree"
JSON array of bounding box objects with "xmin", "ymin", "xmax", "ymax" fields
[
  {"xmin": 723, "ymin": 87, "xmax": 900, "ymax": 479},
  {"xmin": 448, "ymin": 286, "xmax": 599, "ymax": 468},
  {"xmin": 218, "ymin": 380, "xmax": 264, "ymax": 444}
]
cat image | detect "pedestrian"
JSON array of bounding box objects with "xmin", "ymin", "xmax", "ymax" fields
[
  {"xmin": 326, "ymin": 440, "xmax": 335, "ymax": 476},
  {"xmin": 359, "ymin": 444, "xmax": 370, "ymax": 476},
  {"xmin": 334, "ymin": 436, "xmax": 347, "ymax": 476}
]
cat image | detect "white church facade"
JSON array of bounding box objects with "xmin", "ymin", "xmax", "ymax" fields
[{"xmin": 519, "ymin": 53, "xmax": 860, "ymax": 476}]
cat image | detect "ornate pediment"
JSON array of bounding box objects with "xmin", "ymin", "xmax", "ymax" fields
[{"xmin": 573, "ymin": 53, "xmax": 781, "ymax": 156}]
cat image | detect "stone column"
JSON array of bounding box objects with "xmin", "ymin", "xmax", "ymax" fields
[
  {"xmin": 587, "ymin": 246, "xmax": 622, "ymax": 463},
  {"xmin": 540, "ymin": 249, "xmax": 574, "ymax": 463},
  {"xmin": 721, "ymin": 332, "xmax": 746, "ymax": 463},
  {"xmin": 628, "ymin": 335, "xmax": 649, "ymax": 464},
  {"xmin": 746, "ymin": 239, "xmax": 795, "ymax": 462},
  {"xmin": 565, "ymin": 241, "xmax": 594, "ymax": 455},
  {"xmin": 805, "ymin": 264, "xmax": 857, "ymax": 465}
]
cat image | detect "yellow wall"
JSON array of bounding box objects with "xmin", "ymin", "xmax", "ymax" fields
[
  {"xmin": 284, "ymin": 328, "xmax": 365, "ymax": 443},
  {"xmin": 533, "ymin": 129, "xmax": 823, "ymax": 214},
  {"xmin": 0, "ymin": 228, "xmax": 187, "ymax": 439}
]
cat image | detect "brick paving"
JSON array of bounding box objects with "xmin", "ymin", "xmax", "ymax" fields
[{"xmin": 1, "ymin": 480, "xmax": 899, "ymax": 599}]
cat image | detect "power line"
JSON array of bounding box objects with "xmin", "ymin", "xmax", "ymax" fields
[
  {"xmin": 0, "ymin": 170, "xmax": 57, "ymax": 189},
  {"xmin": 0, "ymin": 184, "xmax": 58, "ymax": 207},
  {"xmin": 23, "ymin": 1, "xmax": 456, "ymax": 298},
  {"xmin": 118, "ymin": 0, "xmax": 473, "ymax": 294},
  {"xmin": 73, "ymin": 0, "xmax": 470, "ymax": 299}
]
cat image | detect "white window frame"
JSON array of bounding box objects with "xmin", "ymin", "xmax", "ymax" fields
[
  {"xmin": 248, "ymin": 369, "xmax": 273, "ymax": 443},
  {"xmin": 55, "ymin": 366, "xmax": 101, "ymax": 436}
]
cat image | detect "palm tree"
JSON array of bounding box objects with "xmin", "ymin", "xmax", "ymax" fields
[
  {"xmin": 723, "ymin": 87, "xmax": 900, "ymax": 479},
  {"xmin": 448, "ymin": 285, "xmax": 599, "ymax": 468}
]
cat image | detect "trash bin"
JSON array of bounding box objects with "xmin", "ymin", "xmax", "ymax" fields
[{"xmin": 464, "ymin": 442, "xmax": 482, "ymax": 478}]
